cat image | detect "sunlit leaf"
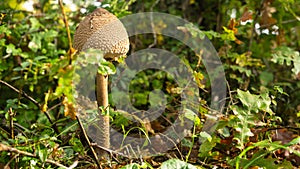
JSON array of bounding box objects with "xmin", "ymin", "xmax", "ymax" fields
[
  {"xmin": 161, "ymin": 159, "xmax": 197, "ymax": 169},
  {"xmin": 200, "ymin": 131, "xmax": 212, "ymax": 142}
]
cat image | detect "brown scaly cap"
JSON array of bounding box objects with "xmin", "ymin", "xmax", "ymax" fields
[{"xmin": 73, "ymin": 8, "xmax": 129, "ymax": 60}]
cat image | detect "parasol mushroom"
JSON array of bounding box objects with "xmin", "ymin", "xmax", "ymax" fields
[{"xmin": 73, "ymin": 8, "xmax": 129, "ymax": 158}]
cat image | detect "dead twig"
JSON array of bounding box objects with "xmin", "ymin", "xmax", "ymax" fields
[
  {"xmin": 76, "ymin": 116, "xmax": 102, "ymax": 169},
  {"xmin": 0, "ymin": 143, "xmax": 78, "ymax": 169},
  {"xmin": 148, "ymin": 0, "xmax": 160, "ymax": 48},
  {"xmin": 259, "ymin": 19, "xmax": 299, "ymax": 29},
  {"xmin": 9, "ymin": 108, "xmax": 15, "ymax": 139}
]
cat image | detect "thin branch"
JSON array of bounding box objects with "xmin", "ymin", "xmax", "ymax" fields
[
  {"xmin": 0, "ymin": 143, "xmax": 78, "ymax": 169},
  {"xmin": 8, "ymin": 108, "xmax": 15, "ymax": 139},
  {"xmin": 249, "ymin": 0, "xmax": 265, "ymax": 52},
  {"xmin": 76, "ymin": 116, "xmax": 102, "ymax": 169},
  {"xmin": 5, "ymin": 153, "xmax": 19, "ymax": 169},
  {"xmin": 259, "ymin": 19, "xmax": 299, "ymax": 29},
  {"xmin": 58, "ymin": 0, "xmax": 73, "ymax": 50},
  {"xmin": 0, "ymin": 80, "xmax": 60, "ymax": 135},
  {"xmin": 91, "ymin": 143, "xmax": 127, "ymax": 162},
  {"xmin": 148, "ymin": 0, "xmax": 160, "ymax": 48},
  {"xmin": 0, "ymin": 80, "xmax": 40, "ymax": 107}
]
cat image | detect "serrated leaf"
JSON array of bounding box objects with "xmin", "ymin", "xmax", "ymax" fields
[
  {"xmin": 237, "ymin": 89, "xmax": 259, "ymax": 109},
  {"xmin": 291, "ymin": 52, "xmax": 300, "ymax": 75},
  {"xmin": 271, "ymin": 46, "xmax": 300, "ymax": 76}
]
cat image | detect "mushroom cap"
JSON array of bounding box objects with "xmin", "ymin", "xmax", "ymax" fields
[{"xmin": 73, "ymin": 8, "xmax": 129, "ymax": 60}]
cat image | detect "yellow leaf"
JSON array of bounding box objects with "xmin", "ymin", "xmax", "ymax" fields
[
  {"xmin": 62, "ymin": 97, "xmax": 77, "ymax": 120},
  {"xmin": 193, "ymin": 71, "xmax": 205, "ymax": 89},
  {"xmin": 157, "ymin": 34, "xmax": 164, "ymax": 45},
  {"xmin": 41, "ymin": 103, "xmax": 47, "ymax": 113},
  {"xmin": 41, "ymin": 90, "xmax": 51, "ymax": 112}
]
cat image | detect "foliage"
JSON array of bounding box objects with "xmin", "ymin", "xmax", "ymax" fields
[{"xmin": 0, "ymin": 0, "xmax": 300, "ymax": 168}]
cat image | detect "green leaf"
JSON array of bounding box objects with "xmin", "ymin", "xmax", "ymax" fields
[
  {"xmin": 148, "ymin": 89, "xmax": 167, "ymax": 107},
  {"xmin": 6, "ymin": 43, "xmax": 22, "ymax": 55},
  {"xmin": 274, "ymin": 86, "xmax": 289, "ymax": 96},
  {"xmin": 236, "ymin": 89, "xmax": 273, "ymax": 114},
  {"xmin": 237, "ymin": 150, "xmax": 294, "ymax": 169},
  {"xmin": 199, "ymin": 131, "xmax": 212, "ymax": 142},
  {"xmin": 285, "ymin": 136, "xmax": 300, "ymax": 146},
  {"xmin": 259, "ymin": 71, "xmax": 273, "ymax": 86},
  {"xmin": 198, "ymin": 138, "xmax": 217, "ymax": 157},
  {"xmin": 120, "ymin": 162, "xmax": 150, "ymax": 169},
  {"xmin": 271, "ymin": 46, "xmax": 300, "ymax": 76},
  {"xmin": 28, "ymin": 34, "xmax": 42, "ymax": 52},
  {"xmin": 98, "ymin": 60, "xmax": 116, "ymax": 75},
  {"xmin": 29, "ymin": 17, "xmax": 42, "ymax": 31},
  {"xmin": 43, "ymin": 30, "xmax": 58, "ymax": 42},
  {"xmin": 160, "ymin": 159, "xmax": 197, "ymax": 169},
  {"xmin": 230, "ymin": 65, "xmax": 252, "ymax": 77},
  {"xmin": 292, "ymin": 52, "xmax": 300, "ymax": 75},
  {"xmin": 0, "ymin": 25, "xmax": 11, "ymax": 35},
  {"xmin": 37, "ymin": 145, "xmax": 48, "ymax": 163},
  {"xmin": 237, "ymin": 89, "xmax": 259, "ymax": 110},
  {"xmin": 221, "ymin": 27, "xmax": 236, "ymax": 41},
  {"xmin": 183, "ymin": 109, "xmax": 200, "ymax": 126}
]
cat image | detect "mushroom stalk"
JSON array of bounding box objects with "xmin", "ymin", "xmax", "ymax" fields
[{"xmin": 96, "ymin": 73, "xmax": 110, "ymax": 157}]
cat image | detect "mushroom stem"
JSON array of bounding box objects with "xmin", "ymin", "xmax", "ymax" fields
[{"xmin": 96, "ymin": 73, "xmax": 110, "ymax": 158}]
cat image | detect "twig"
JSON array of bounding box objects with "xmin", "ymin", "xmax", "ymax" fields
[
  {"xmin": 259, "ymin": 19, "xmax": 299, "ymax": 29},
  {"xmin": 76, "ymin": 116, "xmax": 102, "ymax": 169},
  {"xmin": 248, "ymin": 0, "xmax": 265, "ymax": 52},
  {"xmin": 91, "ymin": 143, "xmax": 124, "ymax": 163},
  {"xmin": 224, "ymin": 80, "xmax": 235, "ymax": 115},
  {"xmin": 9, "ymin": 108, "xmax": 15, "ymax": 139},
  {"xmin": 47, "ymin": 103, "xmax": 62, "ymax": 119},
  {"xmin": 5, "ymin": 153, "xmax": 19, "ymax": 169},
  {"xmin": 159, "ymin": 133, "xmax": 184, "ymax": 161},
  {"xmin": 0, "ymin": 143, "xmax": 78, "ymax": 169},
  {"xmin": 58, "ymin": 0, "xmax": 76, "ymax": 65},
  {"xmin": 58, "ymin": 0, "xmax": 72, "ymax": 50},
  {"xmin": 0, "ymin": 80, "xmax": 60, "ymax": 135},
  {"xmin": 148, "ymin": 0, "xmax": 160, "ymax": 48},
  {"xmin": 0, "ymin": 80, "xmax": 40, "ymax": 107}
]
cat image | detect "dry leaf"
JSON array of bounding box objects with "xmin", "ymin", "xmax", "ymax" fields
[
  {"xmin": 240, "ymin": 8, "xmax": 253, "ymax": 22},
  {"xmin": 228, "ymin": 19, "xmax": 243, "ymax": 44},
  {"xmin": 276, "ymin": 29, "xmax": 286, "ymax": 45},
  {"xmin": 143, "ymin": 118, "xmax": 155, "ymax": 134},
  {"xmin": 228, "ymin": 18, "xmax": 239, "ymax": 35},
  {"xmin": 62, "ymin": 97, "xmax": 77, "ymax": 119},
  {"xmin": 260, "ymin": 1, "xmax": 277, "ymax": 28}
]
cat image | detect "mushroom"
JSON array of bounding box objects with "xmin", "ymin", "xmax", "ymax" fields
[
  {"xmin": 73, "ymin": 8, "xmax": 129, "ymax": 60},
  {"xmin": 73, "ymin": 8, "xmax": 129, "ymax": 158}
]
